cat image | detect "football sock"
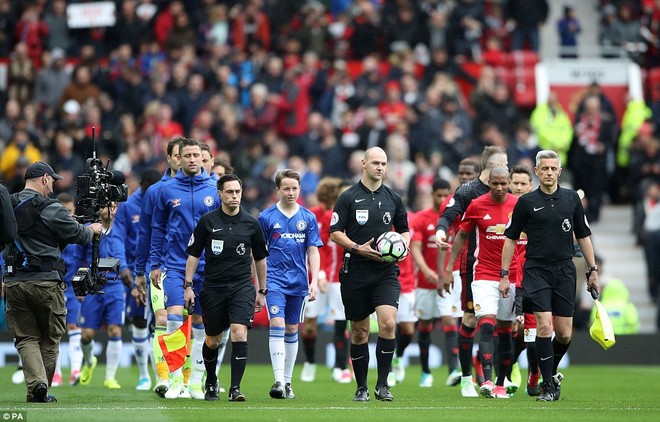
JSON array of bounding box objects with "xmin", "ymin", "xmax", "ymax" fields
[
  {"xmin": 495, "ymin": 325, "xmax": 513, "ymax": 386},
  {"xmin": 527, "ymin": 342, "xmax": 539, "ymax": 373},
  {"xmin": 269, "ymin": 326, "xmax": 286, "ymax": 384},
  {"xmin": 333, "ymin": 321, "xmax": 348, "ymax": 370},
  {"xmin": 350, "ymin": 342, "xmax": 369, "ymax": 389},
  {"xmin": 418, "ymin": 323, "xmax": 432, "ymax": 374},
  {"xmin": 552, "ymin": 337, "xmax": 571, "ymax": 374},
  {"xmin": 81, "ymin": 338, "xmax": 95, "ymax": 365},
  {"xmin": 215, "ymin": 329, "xmax": 230, "ymax": 377},
  {"xmin": 376, "ymin": 337, "xmax": 396, "ymax": 386},
  {"xmin": 132, "ymin": 326, "xmax": 150, "ymax": 379},
  {"xmin": 230, "ymin": 341, "xmax": 248, "ymax": 388},
  {"xmin": 536, "ymin": 336, "xmax": 554, "ymax": 384},
  {"xmin": 302, "ymin": 330, "xmax": 316, "ymax": 364},
  {"xmin": 106, "ymin": 336, "xmax": 122, "ymax": 380},
  {"xmin": 443, "ymin": 323, "xmax": 459, "ymax": 373},
  {"xmin": 202, "ymin": 342, "xmax": 219, "ymax": 386},
  {"xmin": 190, "ymin": 325, "xmax": 206, "ymax": 386},
  {"xmin": 68, "ymin": 329, "xmax": 83, "ymax": 374},
  {"xmin": 395, "ymin": 329, "xmax": 413, "ymax": 358},
  {"xmin": 458, "ymin": 323, "xmax": 476, "ymax": 377},
  {"xmin": 153, "ymin": 326, "xmax": 169, "ymax": 380},
  {"xmin": 478, "ymin": 318, "xmax": 496, "ymax": 382},
  {"xmin": 284, "ymin": 332, "xmax": 299, "ymax": 384}
]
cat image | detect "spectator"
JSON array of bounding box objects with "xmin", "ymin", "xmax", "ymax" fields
[
  {"xmin": 8, "ymin": 42, "xmax": 36, "ymax": 106},
  {"xmin": 51, "ymin": 131, "xmax": 84, "ymax": 195},
  {"xmin": 177, "ymin": 73, "xmax": 209, "ymax": 134},
  {"xmin": 35, "ymin": 48, "xmax": 70, "ymax": 116},
  {"xmin": 354, "ymin": 55, "xmax": 385, "ymax": 107},
  {"xmin": 530, "ymin": 92, "xmax": 574, "ymax": 169},
  {"xmin": 473, "ymin": 81, "xmax": 520, "ymax": 140},
  {"xmin": 447, "ymin": 0, "xmax": 485, "ymax": 60},
  {"xmin": 58, "ymin": 65, "xmax": 101, "ymax": 111},
  {"xmin": 505, "ymin": 0, "xmax": 549, "ymax": 52},
  {"xmin": 43, "ymin": 0, "xmax": 71, "ymax": 53},
  {"xmin": 165, "ymin": 11, "xmax": 197, "ymax": 56},
  {"xmin": 153, "ymin": 0, "xmax": 184, "ymax": 50},
  {"xmin": 107, "ymin": 0, "xmax": 149, "ymax": 54},
  {"xmin": 231, "ymin": 0, "xmax": 271, "ymax": 53},
  {"xmin": 349, "ymin": 1, "xmax": 381, "ymax": 59},
  {"xmin": 200, "ymin": 3, "xmax": 230, "ymax": 53},
  {"xmin": 601, "ymin": 4, "xmax": 625, "ymax": 58},
  {"xmin": 643, "ymin": 181, "xmax": 660, "ymax": 301},
  {"xmin": 557, "ymin": 4, "xmax": 581, "ymax": 59},
  {"xmin": 243, "ymin": 83, "xmax": 278, "ymax": 137},
  {"xmin": 0, "ymin": 0, "xmax": 16, "ymax": 57},
  {"xmin": 14, "ymin": 5, "xmax": 48, "ymax": 65},
  {"xmin": 0, "ymin": 128, "xmax": 42, "ymax": 180}
]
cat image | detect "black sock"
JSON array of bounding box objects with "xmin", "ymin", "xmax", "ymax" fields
[
  {"xmin": 496, "ymin": 328, "xmax": 512, "ymax": 386},
  {"xmin": 536, "ymin": 336, "xmax": 553, "ymax": 384},
  {"xmin": 302, "ymin": 332, "xmax": 316, "ymax": 364},
  {"xmin": 552, "ymin": 337, "xmax": 571, "ymax": 374},
  {"xmin": 334, "ymin": 321, "xmax": 348, "ymax": 369},
  {"xmin": 230, "ymin": 341, "xmax": 248, "ymax": 389},
  {"xmin": 395, "ymin": 331, "xmax": 412, "ymax": 358},
  {"xmin": 418, "ymin": 327, "xmax": 432, "ymax": 374},
  {"xmin": 376, "ymin": 337, "xmax": 396, "ymax": 386},
  {"xmin": 202, "ymin": 342, "xmax": 219, "ymax": 385},
  {"xmin": 527, "ymin": 342, "xmax": 539, "ymax": 374},
  {"xmin": 478, "ymin": 321, "xmax": 495, "ymax": 382},
  {"xmin": 509, "ymin": 330, "xmax": 525, "ymax": 378},
  {"xmin": 458, "ymin": 323, "xmax": 476, "ymax": 377},
  {"xmin": 444, "ymin": 325, "xmax": 459, "ymax": 373},
  {"xmin": 350, "ymin": 342, "xmax": 369, "ymax": 389}
]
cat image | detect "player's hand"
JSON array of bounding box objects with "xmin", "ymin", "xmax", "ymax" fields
[
  {"xmin": 438, "ymin": 270, "xmax": 453, "ymax": 298},
  {"xmin": 399, "ymin": 245, "xmax": 410, "ymax": 261},
  {"xmin": 149, "ymin": 268, "xmax": 162, "ymax": 289},
  {"xmin": 356, "ymin": 238, "xmax": 383, "ymax": 262},
  {"xmin": 436, "ymin": 230, "xmax": 450, "ymax": 250},
  {"xmin": 120, "ymin": 268, "xmax": 133, "ymax": 288},
  {"xmin": 135, "ymin": 275, "xmax": 147, "ymax": 295},
  {"xmin": 499, "ymin": 277, "xmax": 511, "ymax": 298},
  {"xmin": 131, "ymin": 286, "xmax": 146, "ymax": 305},
  {"xmin": 184, "ymin": 285, "xmax": 195, "ymax": 308},
  {"xmin": 423, "ymin": 268, "xmax": 439, "ymax": 285},
  {"xmin": 516, "ymin": 315, "xmax": 524, "ymax": 324},
  {"xmin": 308, "ymin": 283, "xmax": 318, "ymax": 302}
]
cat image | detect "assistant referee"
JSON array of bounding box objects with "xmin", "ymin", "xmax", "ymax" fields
[
  {"xmin": 500, "ymin": 150, "xmax": 599, "ymax": 402},
  {"xmin": 329, "ymin": 147, "xmax": 409, "ymax": 402},
  {"xmin": 184, "ymin": 173, "xmax": 269, "ymax": 402}
]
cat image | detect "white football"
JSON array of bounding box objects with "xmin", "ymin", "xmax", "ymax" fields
[{"xmin": 377, "ymin": 231, "xmax": 407, "ymax": 263}]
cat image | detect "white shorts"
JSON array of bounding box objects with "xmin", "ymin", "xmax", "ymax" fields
[
  {"xmin": 450, "ymin": 270, "xmax": 463, "ymax": 317},
  {"xmin": 306, "ymin": 283, "xmax": 345, "ymax": 321},
  {"xmin": 471, "ymin": 280, "xmax": 516, "ymax": 322},
  {"xmin": 414, "ymin": 288, "xmax": 441, "ymax": 320},
  {"xmin": 396, "ymin": 291, "xmax": 417, "ymax": 323},
  {"xmin": 524, "ymin": 327, "xmax": 537, "ymax": 342}
]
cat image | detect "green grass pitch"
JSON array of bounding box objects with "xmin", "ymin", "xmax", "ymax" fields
[{"xmin": 1, "ymin": 364, "xmax": 659, "ymax": 421}]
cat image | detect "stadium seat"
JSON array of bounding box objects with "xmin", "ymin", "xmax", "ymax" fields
[{"xmin": 647, "ymin": 68, "xmax": 660, "ymax": 102}]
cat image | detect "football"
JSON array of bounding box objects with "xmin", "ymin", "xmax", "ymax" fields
[{"xmin": 377, "ymin": 231, "xmax": 407, "ymax": 263}]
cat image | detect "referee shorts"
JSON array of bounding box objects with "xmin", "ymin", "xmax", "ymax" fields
[
  {"xmin": 522, "ymin": 260, "xmax": 576, "ymax": 318},
  {"xmin": 200, "ymin": 281, "xmax": 256, "ymax": 337},
  {"xmin": 339, "ymin": 260, "xmax": 400, "ymax": 322}
]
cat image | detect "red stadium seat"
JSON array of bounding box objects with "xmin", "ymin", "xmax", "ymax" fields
[{"xmin": 647, "ymin": 68, "xmax": 660, "ymax": 102}]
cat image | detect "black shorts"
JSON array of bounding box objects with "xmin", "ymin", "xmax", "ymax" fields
[
  {"xmin": 200, "ymin": 281, "xmax": 256, "ymax": 336},
  {"xmin": 515, "ymin": 292, "xmax": 523, "ymax": 317},
  {"xmin": 339, "ymin": 259, "xmax": 400, "ymax": 322},
  {"xmin": 521, "ymin": 260, "xmax": 576, "ymax": 317}
]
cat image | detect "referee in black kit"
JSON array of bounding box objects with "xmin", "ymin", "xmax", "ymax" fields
[
  {"xmin": 500, "ymin": 150, "xmax": 599, "ymax": 402},
  {"xmin": 184, "ymin": 173, "xmax": 269, "ymax": 402},
  {"xmin": 329, "ymin": 147, "xmax": 409, "ymax": 402}
]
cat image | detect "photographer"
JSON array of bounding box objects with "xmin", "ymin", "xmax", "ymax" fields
[{"xmin": 3, "ymin": 162, "xmax": 102, "ymax": 403}]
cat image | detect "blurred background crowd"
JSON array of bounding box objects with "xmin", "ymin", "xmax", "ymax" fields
[{"xmin": 0, "ymin": 0, "xmax": 659, "ymax": 329}]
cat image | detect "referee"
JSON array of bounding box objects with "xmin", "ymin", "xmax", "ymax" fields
[
  {"xmin": 184, "ymin": 174, "xmax": 269, "ymax": 402},
  {"xmin": 501, "ymin": 150, "xmax": 599, "ymax": 402},
  {"xmin": 330, "ymin": 147, "xmax": 409, "ymax": 402}
]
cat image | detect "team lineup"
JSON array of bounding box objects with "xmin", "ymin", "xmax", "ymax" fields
[{"xmin": 21, "ymin": 140, "xmax": 598, "ymax": 403}]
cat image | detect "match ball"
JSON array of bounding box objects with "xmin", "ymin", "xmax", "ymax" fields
[{"xmin": 377, "ymin": 231, "xmax": 407, "ymax": 263}]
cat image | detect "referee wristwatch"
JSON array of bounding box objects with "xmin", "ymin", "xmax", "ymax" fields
[
  {"xmin": 587, "ymin": 265, "xmax": 599, "ymax": 274},
  {"xmin": 258, "ymin": 288, "xmax": 268, "ymax": 295},
  {"xmin": 499, "ymin": 269, "xmax": 510, "ymax": 278},
  {"xmin": 184, "ymin": 280, "xmax": 193, "ymax": 289}
]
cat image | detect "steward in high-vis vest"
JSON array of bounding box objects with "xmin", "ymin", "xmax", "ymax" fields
[{"xmin": 3, "ymin": 162, "xmax": 102, "ymax": 403}]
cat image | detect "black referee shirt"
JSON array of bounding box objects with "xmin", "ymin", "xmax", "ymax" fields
[
  {"xmin": 436, "ymin": 178, "xmax": 489, "ymax": 232},
  {"xmin": 330, "ymin": 180, "xmax": 408, "ymax": 262},
  {"xmin": 504, "ymin": 186, "xmax": 591, "ymax": 265},
  {"xmin": 186, "ymin": 208, "xmax": 268, "ymax": 285}
]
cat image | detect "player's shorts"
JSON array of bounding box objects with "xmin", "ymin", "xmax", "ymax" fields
[
  {"xmin": 514, "ymin": 292, "xmax": 524, "ymax": 316},
  {"xmin": 450, "ymin": 270, "xmax": 463, "ymax": 318},
  {"xmin": 339, "ymin": 260, "xmax": 400, "ymax": 322},
  {"xmin": 304, "ymin": 289, "xmax": 328, "ymax": 319},
  {"xmin": 125, "ymin": 285, "xmax": 148, "ymax": 321},
  {"xmin": 523, "ymin": 312, "xmax": 537, "ymax": 342},
  {"xmin": 64, "ymin": 284, "xmax": 81, "ymax": 326},
  {"xmin": 266, "ymin": 291, "xmax": 306, "ymax": 325},
  {"xmin": 200, "ymin": 281, "xmax": 256, "ymax": 336},
  {"xmin": 471, "ymin": 280, "xmax": 516, "ymax": 322},
  {"xmin": 460, "ymin": 258, "xmax": 476, "ymax": 314},
  {"xmin": 522, "ymin": 260, "xmax": 576, "ymax": 317},
  {"xmin": 396, "ymin": 291, "xmax": 417, "ymax": 323},
  {"xmin": 78, "ymin": 283, "xmax": 126, "ymax": 329},
  {"xmin": 163, "ymin": 268, "xmax": 202, "ymax": 315}
]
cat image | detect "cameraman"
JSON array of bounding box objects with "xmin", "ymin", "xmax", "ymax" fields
[{"xmin": 3, "ymin": 162, "xmax": 102, "ymax": 403}]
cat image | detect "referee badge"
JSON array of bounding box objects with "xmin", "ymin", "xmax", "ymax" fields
[
  {"xmin": 562, "ymin": 218, "xmax": 572, "ymax": 232},
  {"xmin": 236, "ymin": 243, "xmax": 246, "ymax": 255},
  {"xmin": 382, "ymin": 212, "xmax": 392, "ymax": 225},
  {"xmin": 356, "ymin": 209, "xmax": 369, "ymax": 225},
  {"xmin": 211, "ymin": 239, "xmax": 224, "ymax": 255}
]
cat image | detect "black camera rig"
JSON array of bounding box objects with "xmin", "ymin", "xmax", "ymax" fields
[{"xmin": 72, "ymin": 128, "xmax": 128, "ymax": 296}]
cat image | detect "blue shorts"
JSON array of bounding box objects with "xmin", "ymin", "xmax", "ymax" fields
[
  {"xmin": 125, "ymin": 285, "xmax": 148, "ymax": 320},
  {"xmin": 163, "ymin": 268, "xmax": 203, "ymax": 315},
  {"xmin": 266, "ymin": 291, "xmax": 306, "ymax": 325},
  {"xmin": 78, "ymin": 283, "xmax": 126, "ymax": 329},
  {"xmin": 64, "ymin": 282, "xmax": 80, "ymax": 326}
]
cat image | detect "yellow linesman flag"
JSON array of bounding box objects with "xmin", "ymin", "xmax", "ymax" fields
[
  {"xmin": 158, "ymin": 316, "xmax": 192, "ymax": 372},
  {"xmin": 590, "ymin": 299, "xmax": 616, "ymax": 350}
]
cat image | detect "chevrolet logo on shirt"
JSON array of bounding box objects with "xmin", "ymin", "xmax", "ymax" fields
[{"xmin": 485, "ymin": 224, "xmax": 507, "ymax": 235}]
